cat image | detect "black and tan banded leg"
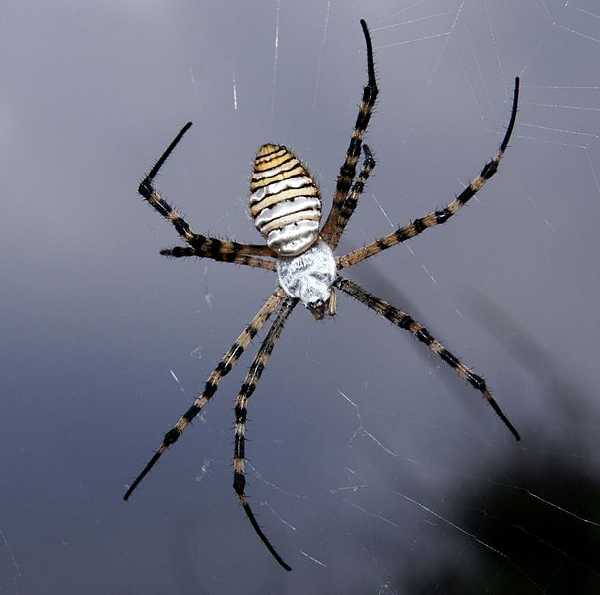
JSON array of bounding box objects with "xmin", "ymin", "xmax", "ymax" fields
[
  {"xmin": 329, "ymin": 144, "xmax": 376, "ymax": 250},
  {"xmin": 321, "ymin": 19, "xmax": 378, "ymax": 244},
  {"xmin": 123, "ymin": 288, "xmax": 285, "ymax": 501},
  {"xmin": 159, "ymin": 246, "xmax": 276, "ymax": 272},
  {"xmin": 335, "ymin": 277, "xmax": 520, "ymax": 441},
  {"xmin": 337, "ymin": 77, "xmax": 520, "ymax": 270},
  {"xmin": 232, "ymin": 298, "xmax": 297, "ymax": 571},
  {"xmin": 138, "ymin": 122, "xmax": 277, "ymax": 269}
]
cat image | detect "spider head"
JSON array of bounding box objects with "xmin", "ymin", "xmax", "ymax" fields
[
  {"xmin": 308, "ymin": 300, "xmax": 327, "ymax": 320},
  {"xmin": 308, "ymin": 291, "xmax": 336, "ymax": 320},
  {"xmin": 276, "ymin": 240, "xmax": 337, "ymax": 317}
]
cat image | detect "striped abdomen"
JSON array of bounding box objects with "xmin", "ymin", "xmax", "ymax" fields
[{"xmin": 249, "ymin": 144, "xmax": 321, "ymax": 256}]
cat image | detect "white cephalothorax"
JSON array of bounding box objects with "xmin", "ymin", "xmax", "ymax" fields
[{"xmin": 276, "ymin": 240, "xmax": 336, "ymax": 307}]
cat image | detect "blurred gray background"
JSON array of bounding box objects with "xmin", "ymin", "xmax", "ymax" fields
[{"xmin": 2, "ymin": 0, "xmax": 600, "ymax": 593}]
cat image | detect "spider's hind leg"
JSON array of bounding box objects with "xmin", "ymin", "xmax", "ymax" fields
[
  {"xmin": 329, "ymin": 144, "xmax": 376, "ymax": 250},
  {"xmin": 321, "ymin": 19, "xmax": 378, "ymax": 244},
  {"xmin": 337, "ymin": 77, "xmax": 520, "ymax": 270},
  {"xmin": 136, "ymin": 122, "xmax": 277, "ymax": 269},
  {"xmin": 160, "ymin": 245, "xmax": 277, "ymax": 271},
  {"xmin": 139, "ymin": 122, "xmax": 193, "ymax": 199}
]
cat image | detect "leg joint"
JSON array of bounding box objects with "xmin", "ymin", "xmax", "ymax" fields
[
  {"xmin": 163, "ymin": 427, "xmax": 180, "ymax": 446},
  {"xmin": 138, "ymin": 178, "xmax": 153, "ymax": 199}
]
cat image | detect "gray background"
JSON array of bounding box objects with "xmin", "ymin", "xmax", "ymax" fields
[{"xmin": 2, "ymin": 0, "xmax": 600, "ymax": 593}]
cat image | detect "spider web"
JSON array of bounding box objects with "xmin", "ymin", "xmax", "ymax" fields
[
  {"xmin": 1, "ymin": 1, "xmax": 599, "ymax": 594},
  {"xmin": 178, "ymin": 1, "xmax": 599, "ymax": 592},
  {"xmin": 161, "ymin": 2, "xmax": 600, "ymax": 591}
]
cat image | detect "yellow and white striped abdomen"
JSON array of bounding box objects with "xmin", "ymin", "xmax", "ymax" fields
[{"xmin": 250, "ymin": 144, "xmax": 321, "ymax": 256}]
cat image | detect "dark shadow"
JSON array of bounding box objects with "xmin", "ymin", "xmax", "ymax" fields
[{"xmin": 375, "ymin": 291, "xmax": 600, "ymax": 594}]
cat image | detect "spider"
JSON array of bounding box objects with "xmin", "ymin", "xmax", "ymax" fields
[{"xmin": 124, "ymin": 19, "xmax": 521, "ymax": 571}]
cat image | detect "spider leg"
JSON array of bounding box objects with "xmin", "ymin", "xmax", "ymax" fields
[
  {"xmin": 321, "ymin": 19, "xmax": 378, "ymax": 244},
  {"xmin": 123, "ymin": 288, "xmax": 285, "ymax": 501},
  {"xmin": 328, "ymin": 144, "xmax": 376, "ymax": 250},
  {"xmin": 138, "ymin": 122, "xmax": 277, "ymax": 269},
  {"xmin": 335, "ymin": 277, "xmax": 520, "ymax": 441},
  {"xmin": 232, "ymin": 298, "xmax": 297, "ymax": 571},
  {"xmin": 337, "ymin": 77, "xmax": 520, "ymax": 270},
  {"xmin": 160, "ymin": 246, "xmax": 276, "ymax": 272}
]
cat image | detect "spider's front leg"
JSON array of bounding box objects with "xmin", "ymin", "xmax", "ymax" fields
[
  {"xmin": 336, "ymin": 277, "xmax": 521, "ymax": 441},
  {"xmin": 123, "ymin": 289, "xmax": 285, "ymax": 501},
  {"xmin": 232, "ymin": 297, "xmax": 297, "ymax": 571},
  {"xmin": 138, "ymin": 122, "xmax": 277, "ymax": 270}
]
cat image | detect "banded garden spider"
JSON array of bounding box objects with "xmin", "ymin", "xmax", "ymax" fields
[{"xmin": 124, "ymin": 19, "xmax": 521, "ymax": 571}]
